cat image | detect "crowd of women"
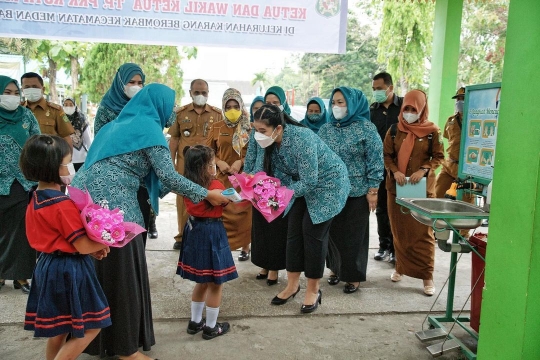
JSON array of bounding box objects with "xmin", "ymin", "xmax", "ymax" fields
[{"xmin": 0, "ymin": 62, "xmax": 447, "ymax": 359}]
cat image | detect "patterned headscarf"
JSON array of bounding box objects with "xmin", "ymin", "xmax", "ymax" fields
[
  {"xmin": 222, "ymin": 88, "xmax": 250, "ymax": 156},
  {"xmin": 63, "ymin": 97, "xmax": 89, "ymax": 151}
]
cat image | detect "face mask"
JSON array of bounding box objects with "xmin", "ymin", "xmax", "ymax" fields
[
  {"xmin": 63, "ymin": 106, "xmax": 76, "ymax": 116},
  {"xmin": 254, "ymin": 128, "xmax": 277, "ymax": 148},
  {"xmin": 455, "ymin": 100, "xmax": 464, "ymax": 114},
  {"xmin": 23, "ymin": 88, "xmax": 42, "ymax": 102},
  {"xmin": 0, "ymin": 95, "xmax": 21, "ymax": 111},
  {"xmin": 124, "ymin": 85, "xmax": 142, "ymax": 99},
  {"xmin": 225, "ymin": 109, "xmax": 242, "ymax": 123},
  {"xmin": 60, "ymin": 162, "xmax": 76, "ymax": 185},
  {"xmin": 166, "ymin": 111, "xmax": 176, "ymax": 128},
  {"xmin": 402, "ymin": 112, "xmax": 420, "ymax": 124},
  {"xmin": 307, "ymin": 114, "xmax": 322, "ymax": 123},
  {"xmin": 278, "ymin": 104, "xmax": 284, "ymax": 112},
  {"xmin": 373, "ymin": 89, "xmax": 389, "ymax": 103},
  {"xmin": 193, "ymin": 94, "xmax": 207, "ymax": 106},
  {"xmin": 209, "ymin": 164, "xmax": 217, "ymax": 177},
  {"xmin": 332, "ymin": 106, "xmax": 347, "ymax": 120}
]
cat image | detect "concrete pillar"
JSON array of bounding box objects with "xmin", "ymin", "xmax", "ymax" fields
[
  {"xmin": 477, "ymin": 1, "xmax": 540, "ymax": 359},
  {"xmin": 427, "ymin": 0, "xmax": 463, "ymax": 128}
]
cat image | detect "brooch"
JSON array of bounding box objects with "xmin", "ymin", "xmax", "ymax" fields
[{"xmin": 183, "ymin": 130, "xmax": 191, "ymax": 137}]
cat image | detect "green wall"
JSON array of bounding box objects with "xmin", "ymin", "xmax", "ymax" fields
[{"xmin": 476, "ymin": 0, "xmax": 540, "ymax": 358}]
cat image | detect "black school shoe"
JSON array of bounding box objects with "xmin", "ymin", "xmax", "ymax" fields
[
  {"xmin": 187, "ymin": 318, "xmax": 205, "ymax": 335},
  {"xmin": 202, "ymin": 322, "xmax": 230, "ymax": 340}
]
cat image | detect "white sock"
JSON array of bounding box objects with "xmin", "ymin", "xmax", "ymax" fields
[
  {"xmin": 206, "ymin": 306, "xmax": 220, "ymax": 328},
  {"xmin": 191, "ymin": 301, "xmax": 205, "ymax": 323}
]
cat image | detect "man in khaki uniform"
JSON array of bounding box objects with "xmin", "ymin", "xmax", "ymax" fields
[
  {"xmin": 168, "ymin": 79, "xmax": 223, "ymax": 250},
  {"xmin": 21, "ymin": 72, "xmax": 74, "ymax": 147},
  {"xmin": 435, "ymin": 87, "xmax": 474, "ymax": 204}
]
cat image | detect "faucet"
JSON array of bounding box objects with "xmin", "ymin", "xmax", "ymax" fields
[{"xmin": 445, "ymin": 176, "xmax": 483, "ymax": 200}]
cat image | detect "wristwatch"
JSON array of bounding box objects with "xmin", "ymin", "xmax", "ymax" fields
[{"xmin": 420, "ymin": 168, "xmax": 429, "ymax": 173}]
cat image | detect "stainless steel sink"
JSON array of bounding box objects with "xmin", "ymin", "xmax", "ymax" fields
[{"xmin": 395, "ymin": 198, "xmax": 489, "ymax": 229}]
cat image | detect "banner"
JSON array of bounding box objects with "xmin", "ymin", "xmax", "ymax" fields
[{"xmin": 0, "ymin": 0, "xmax": 348, "ymax": 54}]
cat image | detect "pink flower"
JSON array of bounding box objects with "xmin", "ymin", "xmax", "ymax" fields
[
  {"xmin": 110, "ymin": 225, "xmax": 126, "ymax": 242},
  {"xmin": 257, "ymin": 198, "xmax": 269, "ymax": 209},
  {"xmin": 88, "ymin": 219, "xmax": 104, "ymax": 232}
]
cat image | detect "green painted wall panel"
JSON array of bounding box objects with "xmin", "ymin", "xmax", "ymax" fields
[{"xmin": 476, "ymin": 0, "xmax": 540, "ymax": 358}]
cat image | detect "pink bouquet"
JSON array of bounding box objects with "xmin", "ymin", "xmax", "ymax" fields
[
  {"xmin": 67, "ymin": 186, "xmax": 146, "ymax": 247},
  {"xmin": 229, "ymin": 172, "xmax": 294, "ymax": 223}
]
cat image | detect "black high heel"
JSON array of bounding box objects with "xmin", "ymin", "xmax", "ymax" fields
[
  {"xmin": 14, "ymin": 280, "xmax": 30, "ymax": 294},
  {"xmin": 267, "ymin": 278, "xmax": 278, "ymax": 286},
  {"xmin": 271, "ymin": 286, "xmax": 301, "ymax": 305},
  {"xmin": 256, "ymin": 273, "xmax": 268, "ymax": 280},
  {"xmin": 300, "ymin": 290, "xmax": 322, "ymax": 314}
]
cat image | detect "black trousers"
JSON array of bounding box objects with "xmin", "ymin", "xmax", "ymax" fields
[
  {"xmin": 137, "ymin": 186, "xmax": 151, "ymax": 247},
  {"xmin": 330, "ymin": 196, "xmax": 370, "ymax": 282},
  {"xmin": 286, "ymin": 197, "xmax": 333, "ymax": 279},
  {"xmin": 376, "ymin": 177, "xmax": 394, "ymax": 253}
]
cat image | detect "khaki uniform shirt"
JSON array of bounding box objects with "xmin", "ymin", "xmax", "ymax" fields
[
  {"xmin": 441, "ymin": 113, "xmax": 462, "ymax": 178},
  {"xmin": 383, "ymin": 128, "xmax": 445, "ymax": 197},
  {"xmin": 168, "ymin": 103, "xmax": 222, "ymax": 174},
  {"xmin": 23, "ymin": 98, "xmax": 74, "ymax": 138},
  {"xmin": 206, "ymin": 120, "xmax": 249, "ymax": 187}
]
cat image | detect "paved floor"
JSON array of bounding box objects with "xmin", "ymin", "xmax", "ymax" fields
[{"xmin": 0, "ymin": 194, "xmax": 483, "ymax": 359}]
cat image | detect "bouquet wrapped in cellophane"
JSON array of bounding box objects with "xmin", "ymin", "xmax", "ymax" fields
[
  {"xmin": 67, "ymin": 186, "xmax": 146, "ymax": 247},
  {"xmin": 229, "ymin": 172, "xmax": 294, "ymax": 223}
]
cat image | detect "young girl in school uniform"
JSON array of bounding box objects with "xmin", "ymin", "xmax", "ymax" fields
[
  {"xmin": 19, "ymin": 135, "xmax": 112, "ymax": 360},
  {"xmin": 177, "ymin": 145, "xmax": 246, "ymax": 340}
]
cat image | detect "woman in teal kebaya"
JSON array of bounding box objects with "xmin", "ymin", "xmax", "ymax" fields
[
  {"xmin": 249, "ymin": 104, "xmax": 350, "ymax": 313},
  {"xmin": 318, "ymin": 87, "xmax": 384, "ymax": 294}
]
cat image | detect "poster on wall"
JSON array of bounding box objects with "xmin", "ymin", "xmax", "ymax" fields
[
  {"xmin": 0, "ymin": 0, "xmax": 348, "ymax": 54},
  {"xmin": 460, "ymin": 83, "xmax": 501, "ymax": 182}
]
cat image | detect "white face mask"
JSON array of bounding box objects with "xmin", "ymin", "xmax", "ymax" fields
[
  {"xmin": 402, "ymin": 112, "xmax": 420, "ymax": 124},
  {"xmin": 23, "ymin": 88, "xmax": 43, "ymax": 102},
  {"xmin": 63, "ymin": 106, "xmax": 76, "ymax": 116},
  {"xmin": 60, "ymin": 162, "xmax": 76, "ymax": 185},
  {"xmin": 0, "ymin": 95, "xmax": 21, "ymax": 111},
  {"xmin": 254, "ymin": 128, "xmax": 277, "ymax": 148},
  {"xmin": 209, "ymin": 164, "xmax": 217, "ymax": 177},
  {"xmin": 193, "ymin": 94, "xmax": 208, "ymax": 106},
  {"xmin": 332, "ymin": 106, "xmax": 347, "ymax": 120},
  {"xmin": 278, "ymin": 104, "xmax": 284, "ymax": 111},
  {"xmin": 124, "ymin": 85, "xmax": 142, "ymax": 99}
]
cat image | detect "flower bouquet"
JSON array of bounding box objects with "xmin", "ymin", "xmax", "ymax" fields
[
  {"xmin": 229, "ymin": 172, "xmax": 294, "ymax": 223},
  {"xmin": 67, "ymin": 186, "xmax": 146, "ymax": 247}
]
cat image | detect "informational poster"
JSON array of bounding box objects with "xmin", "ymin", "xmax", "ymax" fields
[
  {"xmin": 0, "ymin": 0, "xmax": 348, "ymax": 53},
  {"xmin": 460, "ymin": 83, "xmax": 501, "ymax": 182}
]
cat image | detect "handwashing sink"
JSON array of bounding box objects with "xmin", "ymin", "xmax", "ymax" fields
[{"xmin": 395, "ymin": 198, "xmax": 489, "ymax": 230}]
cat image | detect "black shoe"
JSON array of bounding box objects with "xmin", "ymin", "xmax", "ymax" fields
[
  {"xmin": 374, "ymin": 248, "xmax": 389, "ymax": 261},
  {"xmin": 187, "ymin": 318, "xmax": 205, "ymax": 335},
  {"xmin": 388, "ymin": 253, "xmax": 396, "ymax": 264},
  {"xmin": 256, "ymin": 273, "xmax": 268, "ymax": 280},
  {"xmin": 271, "ymin": 286, "xmax": 301, "ymax": 305},
  {"xmin": 202, "ymin": 322, "xmax": 230, "ymax": 340},
  {"xmin": 327, "ymin": 274, "xmax": 340, "ymax": 286},
  {"xmin": 267, "ymin": 278, "xmax": 278, "ymax": 286},
  {"xmin": 14, "ymin": 280, "xmax": 30, "ymax": 294},
  {"xmin": 173, "ymin": 241, "xmax": 182, "ymax": 250},
  {"xmin": 238, "ymin": 251, "xmax": 250, "ymax": 261},
  {"xmin": 0, "ymin": 279, "xmax": 5, "ymax": 288},
  {"xmin": 300, "ymin": 290, "xmax": 322, "ymax": 314},
  {"xmin": 343, "ymin": 282, "xmax": 359, "ymax": 294}
]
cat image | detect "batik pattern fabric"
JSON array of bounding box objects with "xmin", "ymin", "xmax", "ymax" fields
[{"xmin": 250, "ymin": 125, "xmax": 350, "ymax": 224}]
